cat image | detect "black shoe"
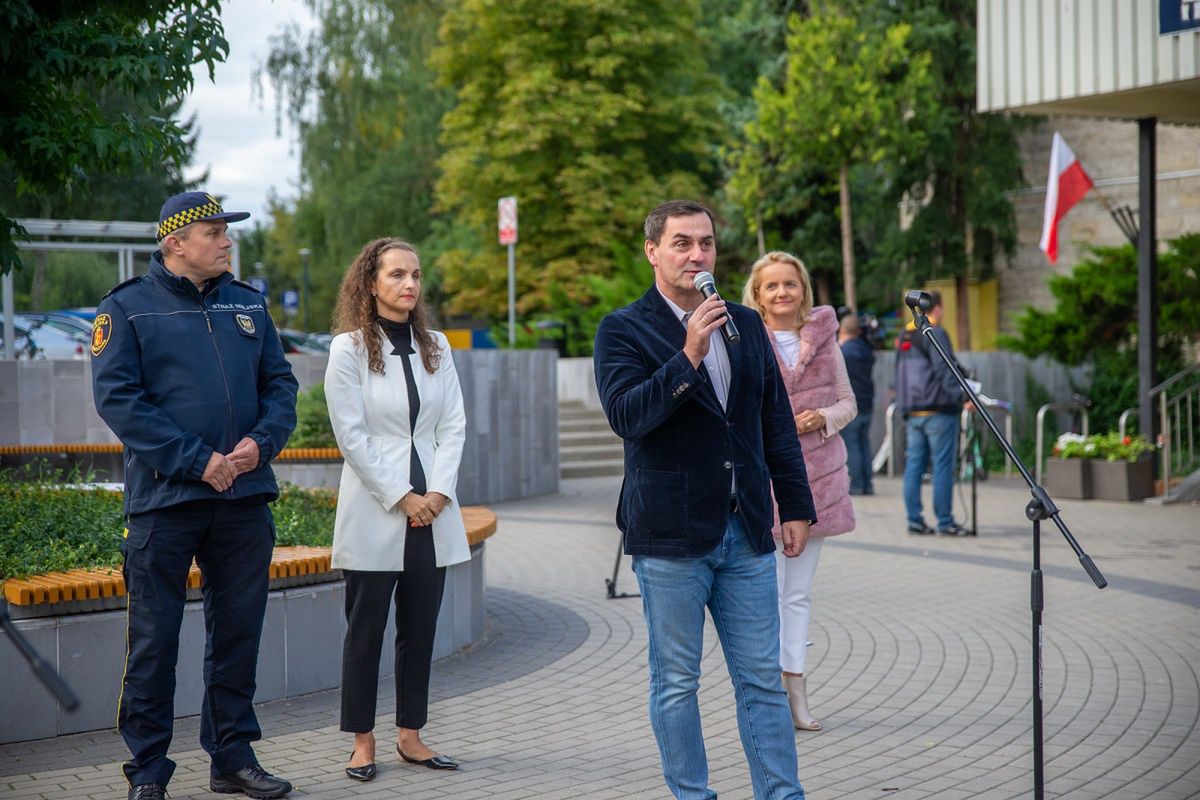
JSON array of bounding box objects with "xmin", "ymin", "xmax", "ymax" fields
[
  {"xmin": 129, "ymin": 785, "xmax": 167, "ymax": 800},
  {"xmin": 398, "ymin": 743, "xmax": 460, "ymax": 770},
  {"xmin": 345, "ymin": 749, "xmax": 377, "ymax": 782},
  {"xmin": 907, "ymin": 521, "xmax": 935, "ymax": 535},
  {"xmin": 938, "ymin": 522, "xmax": 973, "ymax": 537},
  {"xmin": 345, "ymin": 762, "xmax": 377, "ymax": 782},
  {"xmin": 210, "ymin": 763, "xmax": 292, "ymax": 799}
]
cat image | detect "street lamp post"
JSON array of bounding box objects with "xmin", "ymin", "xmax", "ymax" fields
[{"xmin": 298, "ymin": 248, "xmax": 311, "ymax": 331}]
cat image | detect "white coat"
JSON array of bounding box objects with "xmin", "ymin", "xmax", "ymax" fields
[{"xmin": 325, "ymin": 327, "xmax": 470, "ymax": 571}]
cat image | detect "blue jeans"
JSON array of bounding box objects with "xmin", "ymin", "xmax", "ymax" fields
[
  {"xmin": 903, "ymin": 412, "xmax": 960, "ymax": 529},
  {"xmin": 632, "ymin": 516, "xmax": 805, "ymax": 800},
  {"xmin": 842, "ymin": 410, "xmax": 874, "ymax": 494}
]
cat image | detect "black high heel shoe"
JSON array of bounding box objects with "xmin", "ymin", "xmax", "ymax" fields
[
  {"xmin": 345, "ymin": 749, "xmax": 377, "ymax": 782},
  {"xmin": 397, "ymin": 743, "xmax": 459, "ymax": 770}
]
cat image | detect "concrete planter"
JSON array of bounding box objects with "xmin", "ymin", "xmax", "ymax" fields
[
  {"xmin": 1091, "ymin": 455, "xmax": 1154, "ymax": 502},
  {"xmin": 1044, "ymin": 457, "xmax": 1092, "ymax": 499},
  {"xmin": 0, "ymin": 543, "xmax": 486, "ymax": 744}
]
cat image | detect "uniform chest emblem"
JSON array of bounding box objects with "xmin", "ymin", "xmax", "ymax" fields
[
  {"xmin": 236, "ymin": 314, "xmax": 256, "ymax": 334},
  {"xmin": 91, "ymin": 314, "xmax": 113, "ymax": 356}
]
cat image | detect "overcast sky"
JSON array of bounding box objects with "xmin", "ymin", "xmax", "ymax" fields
[{"xmin": 180, "ymin": 0, "xmax": 316, "ymax": 222}]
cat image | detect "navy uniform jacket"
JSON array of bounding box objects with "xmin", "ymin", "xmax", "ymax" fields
[
  {"xmin": 91, "ymin": 253, "xmax": 299, "ymax": 514},
  {"xmin": 593, "ymin": 286, "xmax": 816, "ymax": 558}
]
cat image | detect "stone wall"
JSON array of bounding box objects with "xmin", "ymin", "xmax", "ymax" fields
[{"xmin": 0, "ymin": 349, "xmax": 559, "ymax": 506}]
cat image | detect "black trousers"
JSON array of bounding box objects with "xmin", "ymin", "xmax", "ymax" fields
[
  {"xmin": 340, "ymin": 524, "xmax": 447, "ymax": 732},
  {"xmin": 119, "ymin": 498, "xmax": 274, "ymax": 787}
]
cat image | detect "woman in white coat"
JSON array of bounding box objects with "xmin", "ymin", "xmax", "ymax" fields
[{"xmin": 325, "ymin": 238, "xmax": 469, "ymax": 782}]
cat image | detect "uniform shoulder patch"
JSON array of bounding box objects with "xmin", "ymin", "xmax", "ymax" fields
[
  {"xmin": 91, "ymin": 313, "xmax": 114, "ymax": 356},
  {"xmin": 101, "ymin": 275, "xmax": 142, "ymax": 299}
]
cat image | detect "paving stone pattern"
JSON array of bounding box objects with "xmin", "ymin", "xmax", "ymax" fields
[{"xmin": 1, "ymin": 475, "xmax": 1198, "ymax": 799}]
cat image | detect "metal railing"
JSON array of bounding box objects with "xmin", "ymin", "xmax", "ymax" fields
[
  {"xmin": 883, "ymin": 400, "xmax": 1014, "ymax": 479},
  {"xmin": 1035, "ymin": 400, "xmax": 1090, "ymax": 485},
  {"xmin": 1118, "ymin": 408, "xmax": 1138, "ymax": 439},
  {"xmin": 1153, "ymin": 363, "xmax": 1200, "ymax": 492}
]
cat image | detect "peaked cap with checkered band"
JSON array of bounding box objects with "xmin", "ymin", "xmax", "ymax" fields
[{"xmin": 157, "ymin": 191, "xmax": 250, "ymax": 240}]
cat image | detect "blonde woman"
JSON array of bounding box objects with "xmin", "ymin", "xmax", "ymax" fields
[
  {"xmin": 743, "ymin": 251, "xmax": 857, "ymax": 731},
  {"xmin": 325, "ymin": 238, "xmax": 468, "ymax": 781}
]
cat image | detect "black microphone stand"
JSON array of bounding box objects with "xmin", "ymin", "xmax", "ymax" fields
[
  {"xmin": 906, "ymin": 295, "xmax": 1106, "ymax": 800},
  {"xmin": 0, "ymin": 596, "xmax": 81, "ymax": 711},
  {"xmin": 605, "ymin": 534, "xmax": 640, "ymax": 599}
]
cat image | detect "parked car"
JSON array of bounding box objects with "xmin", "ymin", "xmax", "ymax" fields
[
  {"xmin": 24, "ymin": 311, "xmax": 94, "ymax": 339},
  {"xmin": 0, "ymin": 314, "xmax": 88, "ymax": 359},
  {"xmin": 277, "ymin": 328, "xmax": 329, "ymax": 355}
]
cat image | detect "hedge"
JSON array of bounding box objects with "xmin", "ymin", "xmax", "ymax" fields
[{"xmin": 0, "ymin": 466, "xmax": 336, "ymax": 580}]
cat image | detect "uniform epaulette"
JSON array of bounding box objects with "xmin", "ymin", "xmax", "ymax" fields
[
  {"xmin": 101, "ymin": 275, "xmax": 144, "ymax": 299},
  {"xmin": 230, "ymin": 278, "xmax": 263, "ymax": 294}
]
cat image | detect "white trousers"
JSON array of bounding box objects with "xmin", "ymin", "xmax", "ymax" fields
[{"xmin": 775, "ymin": 536, "xmax": 824, "ymax": 674}]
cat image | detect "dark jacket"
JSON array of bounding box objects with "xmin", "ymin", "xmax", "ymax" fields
[
  {"xmin": 92, "ymin": 253, "xmax": 298, "ymax": 514},
  {"xmin": 839, "ymin": 335, "xmax": 876, "ymax": 414},
  {"xmin": 894, "ymin": 320, "xmax": 963, "ymax": 416},
  {"xmin": 593, "ymin": 287, "xmax": 816, "ymax": 558}
]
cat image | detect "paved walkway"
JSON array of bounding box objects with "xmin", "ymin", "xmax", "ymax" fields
[{"xmin": 2, "ymin": 475, "xmax": 1198, "ymax": 799}]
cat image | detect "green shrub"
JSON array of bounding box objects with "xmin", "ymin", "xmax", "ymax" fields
[
  {"xmin": 272, "ymin": 483, "xmax": 337, "ymax": 547},
  {"xmin": 0, "ymin": 465, "xmax": 338, "ymax": 580},
  {"xmin": 289, "ymin": 382, "xmax": 337, "ymax": 448},
  {"xmin": 0, "ymin": 466, "xmax": 126, "ymax": 580}
]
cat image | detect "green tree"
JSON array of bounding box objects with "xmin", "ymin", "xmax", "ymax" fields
[
  {"xmin": 431, "ymin": 0, "xmax": 726, "ymax": 338},
  {"xmin": 0, "ymin": 0, "xmax": 228, "ymax": 273},
  {"xmin": 729, "ymin": 3, "xmax": 931, "ymax": 313},
  {"xmin": 262, "ymin": 0, "xmax": 451, "ymax": 330},
  {"xmin": 877, "ymin": 0, "xmax": 1026, "ymax": 348}
]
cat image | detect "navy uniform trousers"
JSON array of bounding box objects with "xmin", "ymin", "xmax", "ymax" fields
[{"xmin": 118, "ymin": 496, "xmax": 275, "ymax": 787}]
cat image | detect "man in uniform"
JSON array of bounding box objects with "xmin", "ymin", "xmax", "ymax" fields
[
  {"xmin": 92, "ymin": 191, "xmax": 299, "ymax": 800},
  {"xmin": 593, "ymin": 200, "xmax": 814, "ymax": 799}
]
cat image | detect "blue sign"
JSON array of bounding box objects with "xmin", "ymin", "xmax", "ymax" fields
[
  {"xmin": 1161, "ymin": 0, "xmax": 1200, "ymax": 34},
  {"xmin": 281, "ymin": 290, "xmax": 299, "ymax": 316},
  {"xmin": 246, "ymin": 276, "xmax": 268, "ymax": 296}
]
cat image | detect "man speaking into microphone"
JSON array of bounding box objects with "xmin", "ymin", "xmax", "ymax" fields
[{"xmin": 594, "ymin": 199, "xmax": 816, "ymax": 800}]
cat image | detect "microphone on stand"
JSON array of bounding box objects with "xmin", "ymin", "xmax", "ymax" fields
[{"xmin": 692, "ymin": 271, "xmax": 740, "ymax": 344}]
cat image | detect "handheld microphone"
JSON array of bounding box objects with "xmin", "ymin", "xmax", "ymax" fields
[{"xmin": 692, "ymin": 271, "xmax": 740, "ymax": 344}]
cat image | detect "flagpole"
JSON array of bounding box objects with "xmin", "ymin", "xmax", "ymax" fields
[{"xmin": 1074, "ymin": 152, "xmax": 1140, "ymax": 245}]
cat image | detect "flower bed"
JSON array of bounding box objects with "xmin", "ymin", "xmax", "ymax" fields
[{"xmin": 1048, "ymin": 433, "xmax": 1157, "ymax": 501}]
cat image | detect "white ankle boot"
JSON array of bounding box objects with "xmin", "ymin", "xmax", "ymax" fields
[{"xmin": 783, "ymin": 674, "xmax": 821, "ymax": 731}]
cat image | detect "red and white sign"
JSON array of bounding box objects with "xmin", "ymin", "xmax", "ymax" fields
[
  {"xmin": 1039, "ymin": 132, "xmax": 1094, "ymax": 263},
  {"xmin": 498, "ymin": 196, "xmax": 518, "ymax": 245}
]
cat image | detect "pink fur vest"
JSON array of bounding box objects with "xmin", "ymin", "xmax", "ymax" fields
[{"xmin": 769, "ymin": 305, "xmax": 855, "ymax": 538}]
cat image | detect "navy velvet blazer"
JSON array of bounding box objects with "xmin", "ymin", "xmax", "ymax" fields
[{"xmin": 594, "ymin": 286, "xmax": 816, "ymax": 557}]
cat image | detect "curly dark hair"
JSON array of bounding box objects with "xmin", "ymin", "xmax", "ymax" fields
[{"xmin": 331, "ymin": 238, "xmax": 441, "ymax": 376}]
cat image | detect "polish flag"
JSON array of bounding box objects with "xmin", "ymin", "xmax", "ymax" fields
[{"xmin": 1039, "ymin": 132, "xmax": 1094, "ymax": 263}]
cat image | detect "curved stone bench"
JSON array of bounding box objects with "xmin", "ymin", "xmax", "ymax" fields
[{"xmin": 0, "ymin": 507, "xmax": 497, "ymax": 743}]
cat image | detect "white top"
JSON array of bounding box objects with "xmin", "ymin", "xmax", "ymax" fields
[
  {"xmin": 324, "ymin": 328, "xmax": 470, "ymax": 571},
  {"xmin": 772, "ymin": 329, "xmax": 802, "ymax": 368}
]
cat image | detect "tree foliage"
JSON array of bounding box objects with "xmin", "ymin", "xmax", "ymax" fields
[
  {"xmin": 0, "ymin": 0, "xmax": 228, "ymax": 274},
  {"xmin": 728, "ymin": 3, "xmax": 931, "ymax": 311},
  {"xmin": 261, "ymin": 0, "xmax": 451, "ymax": 331},
  {"xmin": 879, "ymin": 0, "xmax": 1026, "ymax": 281},
  {"xmin": 431, "ymin": 0, "xmax": 727, "ymax": 327}
]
